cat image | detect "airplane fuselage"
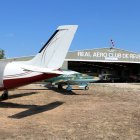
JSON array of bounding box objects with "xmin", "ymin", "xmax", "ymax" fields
[
  {"xmin": 0, "ymin": 61, "xmax": 59, "ymax": 90},
  {"xmin": 0, "ymin": 25, "xmax": 78, "ymax": 100}
]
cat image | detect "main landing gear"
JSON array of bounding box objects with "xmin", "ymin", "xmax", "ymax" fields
[
  {"xmin": 84, "ymin": 86, "xmax": 89, "ymax": 90},
  {"xmin": 58, "ymin": 84, "xmax": 63, "ymax": 89},
  {"xmin": 66, "ymin": 85, "xmax": 72, "ymax": 91},
  {"xmin": 1, "ymin": 90, "xmax": 9, "ymax": 100}
]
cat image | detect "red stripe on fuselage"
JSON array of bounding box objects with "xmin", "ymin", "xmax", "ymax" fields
[{"xmin": 3, "ymin": 73, "xmax": 59, "ymax": 90}]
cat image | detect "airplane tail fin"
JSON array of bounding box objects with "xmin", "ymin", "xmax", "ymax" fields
[{"xmin": 26, "ymin": 25, "xmax": 78, "ymax": 69}]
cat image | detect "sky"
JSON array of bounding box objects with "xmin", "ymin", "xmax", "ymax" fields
[{"xmin": 0, "ymin": 0, "xmax": 140, "ymax": 58}]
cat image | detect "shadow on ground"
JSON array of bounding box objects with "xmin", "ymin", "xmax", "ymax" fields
[
  {"xmin": 0, "ymin": 91, "xmax": 64, "ymax": 119},
  {"xmin": 0, "ymin": 92, "xmax": 38, "ymax": 101},
  {"xmin": 0, "ymin": 101, "xmax": 64, "ymax": 119},
  {"xmin": 19, "ymin": 87, "xmax": 79, "ymax": 95},
  {"xmin": 47, "ymin": 87, "xmax": 79, "ymax": 95},
  {"xmin": 10, "ymin": 101, "xmax": 64, "ymax": 119}
]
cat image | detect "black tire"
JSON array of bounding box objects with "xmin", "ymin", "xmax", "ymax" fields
[
  {"xmin": 85, "ymin": 86, "xmax": 89, "ymax": 90},
  {"xmin": 58, "ymin": 84, "xmax": 63, "ymax": 89},
  {"xmin": 1, "ymin": 92, "xmax": 8, "ymax": 100}
]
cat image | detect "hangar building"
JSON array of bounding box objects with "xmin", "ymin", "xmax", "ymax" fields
[
  {"xmin": 2, "ymin": 47, "xmax": 140, "ymax": 82},
  {"xmin": 62, "ymin": 47, "xmax": 140, "ymax": 82}
]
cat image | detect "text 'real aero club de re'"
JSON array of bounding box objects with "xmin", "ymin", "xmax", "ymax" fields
[{"xmin": 2, "ymin": 47, "xmax": 140, "ymax": 82}]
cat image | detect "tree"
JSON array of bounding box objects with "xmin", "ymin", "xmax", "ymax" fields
[{"xmin": 0, "ymin": 50, "xmax": 5, "ymax": 59}]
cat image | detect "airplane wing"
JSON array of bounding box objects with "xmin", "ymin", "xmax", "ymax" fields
[{"xmin": 46, "ymin": 75, "xmax": 100, "ymax": 86}]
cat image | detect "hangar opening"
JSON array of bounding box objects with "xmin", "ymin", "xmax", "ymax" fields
[
  {"xmin": 64, "ymin": 48, "xmax": 140, "ymax": 83},
  {"xmin": 68, "ymin": 61, "xmax": 140, "ymax": 82}
]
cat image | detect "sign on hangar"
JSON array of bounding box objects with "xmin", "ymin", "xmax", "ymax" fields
[{"xmin": 65, "ymin": 48, "xmax": 140, "ymax": 63}]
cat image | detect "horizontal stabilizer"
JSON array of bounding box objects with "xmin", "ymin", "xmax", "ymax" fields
[{"xmin": 21, "ymin": 64, "xmax": 77, "ymax": 75}]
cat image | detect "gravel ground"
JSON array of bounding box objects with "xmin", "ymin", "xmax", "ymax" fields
[{"xmin": 0, "ymin": 83, "xmax": 140, "ymax": 140}]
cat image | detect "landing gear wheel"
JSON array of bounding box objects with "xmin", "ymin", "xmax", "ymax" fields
[
  {"xmin": 1, "ymin": 90, "xmax": 9, "ymax": 100},
  {"xmin": 66, "ymin": 85, "xmax": 72, "ymax": 91},
  {"xmin": 58, "ymin": 84, "xmax": 63, "ymax": 89},
  {"xmin": 85, "ymin": 86, "xmax": 89, "ymax": 90}
]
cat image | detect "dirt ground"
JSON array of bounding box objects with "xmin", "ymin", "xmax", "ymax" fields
[{"xmin": 0, "ymin": 83, "xmax": 140, "ymax": 140}]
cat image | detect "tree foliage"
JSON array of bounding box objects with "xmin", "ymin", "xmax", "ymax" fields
[{"xmin": 0, "ymin": 50, "xmax": 5, "ymax": 59}]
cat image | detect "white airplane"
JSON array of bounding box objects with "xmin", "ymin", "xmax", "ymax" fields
[{"xmin": 0, "ymin": 25, "xmax": 78, "ymax": 100}]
